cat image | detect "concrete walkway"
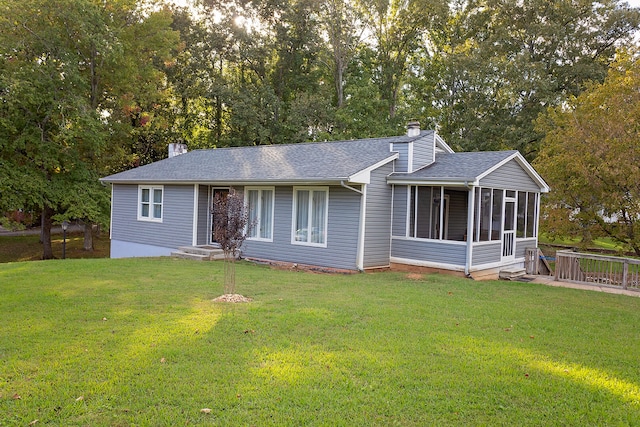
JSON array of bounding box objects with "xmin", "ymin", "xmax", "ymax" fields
[{"xmin": 530, "ymin": 275, "xmax": 640, "ymax": 298}]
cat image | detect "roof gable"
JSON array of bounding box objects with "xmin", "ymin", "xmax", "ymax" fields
[{"xmin": 388, "ymin": 150, "xmax": 549, "ymax": 192}]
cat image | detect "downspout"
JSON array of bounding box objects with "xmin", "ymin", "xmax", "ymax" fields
[
  {"xmin": 109, "ymin": 184, "xmax": 114, "ymax": 242},
  {"xmin": 535, "ymin": 192, "xmax": 541, "ymax": 247},
  {"xmin": 192, "ymin": 184, "xmax": 199, "ymax": 246},
  {"xmin": 465, "ymin": 181, "xmax": 474, "ymax": 277},
  {"xmin": 341, "ymin": 181, "xmax": 366, "ymax": 271}
]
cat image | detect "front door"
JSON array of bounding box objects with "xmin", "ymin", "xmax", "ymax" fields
[
  {"xmin": 210, "ymin": 188, "xmax": 229, "ymax": 245},
  {"xmin": 502, "ymin": 197, "xmax": 516, "ymax": 260}
]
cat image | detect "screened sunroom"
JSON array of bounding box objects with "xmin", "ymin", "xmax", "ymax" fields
[{"xmin": 388, "ymin": 151, "xmax": 549, "ymax": 278}]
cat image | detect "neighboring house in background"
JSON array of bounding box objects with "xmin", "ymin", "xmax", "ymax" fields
[{"xmin": 101, "ymin": 123, "xmax": 549, "ymax": 279}]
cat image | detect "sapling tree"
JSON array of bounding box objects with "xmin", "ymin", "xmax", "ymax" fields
[{"xmin": 211, "ymin": 188, "xmax": 249, "ymax": 295}]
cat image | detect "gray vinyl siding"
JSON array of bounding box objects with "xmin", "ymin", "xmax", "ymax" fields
[
  {"xmin": 391, "ymin": 238, "xmax": 466, "ymax": 266},
  {"xmin": 111, "ymin": 184, "xmax": 194, "ymax": 248},
  {"xmin": 472, "ymin": 242, "xmax": 502, "ymax": 266},
  {"xmin": 392, "ymin": 185, "xmax": 408, "ymax": 236},
  {"xmin": 363, "ymin": 163, "xmax": 393, "ymax": 268},
  {"xmin": 412, "ymin": 136, "xmax": 435, "ymax": 170},
  {"xmin": 480, "ymin": 159, "xmax": 541, "ymax": 191},
  {"xmin": 515, "ymin": 238, "xmax": 537, "ymax": 259},
  {"xmin": 446, "ymin": 189, "xmax": 468, "ymax": 241},
  {"xmin": 392, "ymin": 142, "xmax": 409, "ymax": 172},
  {"xmin": 196, "ymin": 185, "xmax": 209, "ymax": 245},
  {"xmin": 243, "ymin": 186, "xmax": 361, "ymax": 270}
]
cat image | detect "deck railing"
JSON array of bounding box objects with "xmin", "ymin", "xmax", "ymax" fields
[{"xmin": 554, "ymin": 250, "xmax": 640, "ymax": 291}]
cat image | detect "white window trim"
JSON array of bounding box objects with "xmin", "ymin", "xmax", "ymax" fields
[
  {"xmin": 245, "ymin": 186, "xmax": 275, "ymax": 242},
  {"xmin": 291, "ymin": 186, "xmax": 329, "ymax": 248},
  {"xmin": 138, "ymin": 185, "xmax": 163, "ymax": 222}
]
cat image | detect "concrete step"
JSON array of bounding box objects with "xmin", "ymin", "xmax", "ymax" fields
[
  {"xmin": 499, "ymin": 267, "xmax": 527, "ymax": 280},
  {"xmin": 171, "ymin": 251, "xmax": 209, "ymax": 261},
  {"xmin": 177, "ymin": 245, "xmax": 224, "ymax": 260}
]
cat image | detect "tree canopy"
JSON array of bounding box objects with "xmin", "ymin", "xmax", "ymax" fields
[
  {"xmin": 0, "ymin": 0, "xmax": 179, "ymax": 257},
  {"xmin": 1, "ymin": 0, "xmax": 640, "ymax": 257},
  {"xmin": 535, "ymin": 50, "xmax": 640, "ymax": 255}
]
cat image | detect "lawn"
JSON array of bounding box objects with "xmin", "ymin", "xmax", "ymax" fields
[
  {"xmin": 1, "ymin": 258, "xmax": 639, "ymax": 426},
  {"xmin": 0, "ymin": 232, "xmax": 110, "ymax": 263}
]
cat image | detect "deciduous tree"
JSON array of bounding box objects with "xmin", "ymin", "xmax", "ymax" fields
[
  {"xmin": 535, "ymin": 50, "xmax": 640, "ymax": 255},
  {"xmin": 410, "ymin": 0, "xmax": 640, "ymax": 158},
  {"xmin": 212, "ymin": 188, "xmax": 248, "ymax": 295}
]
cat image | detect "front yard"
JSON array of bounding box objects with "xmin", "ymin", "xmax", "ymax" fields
[{"xmin": 1, "ymin": 258, "xmax": 639, "ymax": 425}]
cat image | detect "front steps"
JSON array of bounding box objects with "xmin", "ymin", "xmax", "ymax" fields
[
  {"xmin": 171, "ymin": 245, "xmax": 225, "ymax": 261},
  {"xmin": 499, "ymin": 266, "xmax": 527, "ymax": 280}
]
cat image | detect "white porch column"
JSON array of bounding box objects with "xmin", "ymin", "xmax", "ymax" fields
[{"xmin": 465, "ymin": 187, "xmax": 475, "ymax": 275}]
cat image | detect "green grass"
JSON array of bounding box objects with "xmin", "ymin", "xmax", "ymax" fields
[
  {"xmin": 539, "ymin": 233, "xmax": 626, "ymax": 252},
  {"xmin": 1, "ymin": 259, "xmax": 640, "ymax": 426},
  {"xmin": 0, "ymin": 232, "xmax": 110, "ymax": 263}
]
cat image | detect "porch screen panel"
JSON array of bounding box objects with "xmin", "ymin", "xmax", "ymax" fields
[
  {"xmin": 479, "ymin": 188, "xmax": 492, "ymax": 241},
  {"xmin": 409, "ymin": 187, "xmax": 416, "ymax": 237},
  {"xmin": 261, "ymin": 189, "xmax": 273, "ymax": 239},
  {"xmin": 474, "ymin": 188, "xmax": 480, "ymax": 241},
  {"xmin": 409, "ymin": 186, "xmax": 437, "ymax": 239},
  {"xmin": 491, "ymin": 189, "xmax": 503, "ymax": 241},
  {"xmin": 295, "ymin": 190, "xmax": 310, "ymax": 242},
  {"xmin": 416, "ymin": 187, "xmax": 432, "ymax": 238},
  {"xmin": 526, "ymin": 193, "xmax": 537, "ymax": 237},
  {"xmin": 517, "ymin": 191, "xmax": 527, "ymax": 238}
]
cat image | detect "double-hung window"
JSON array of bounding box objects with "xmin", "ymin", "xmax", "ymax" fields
[
  {"xmin": 292, "ymin": 187, "xmax": 328, "ymax": 247},
  {"xmin": 138, "ymin": 185, "xmax": 163, "ymax": 222},
  {"xmin": 246, "ymin": 187, "xmax": 274, "ymax": 241}
]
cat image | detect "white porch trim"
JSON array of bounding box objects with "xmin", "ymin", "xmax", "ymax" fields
[
  {"xmin": 348, "ymin": 154, "xmax": 398, "ymax": 184},
  {"xmin": 470, "ymin": 257, "xmax": 526, "ymax": 272},
  {"xmin": 390, "ymin": 256, "xmax": 466, "ymax": 272},
  {"xmin": 466, "ymin": 187, "xmax": 475, "ymax": 275}
]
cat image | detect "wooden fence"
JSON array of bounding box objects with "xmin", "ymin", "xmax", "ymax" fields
[
  {"xmin": 525, "ymin": 247, "xmax": 553, "ymax": 276},
  {"xmin": 554, "ymin": 250, "xmax": 640, "ymax": 291}
]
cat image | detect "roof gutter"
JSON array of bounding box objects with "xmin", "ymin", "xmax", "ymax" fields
[
  {"xmin": 102, "ymin": 178, "xmax": 354, "ymax": 186},
  {"xmin": 386, "ymin": 178, "xmax": 480, "ymax": 187}
]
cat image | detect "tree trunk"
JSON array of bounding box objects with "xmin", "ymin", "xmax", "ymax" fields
[
  {"xmin": 40, "ymin": 212, "xmax": 45, "ymax": 243},
  {"xmin": 335, "ymin": 59, "xmax": 344, "ymax": 108},
  {"xmin": 41, "ymin": 206, "xmax": 54, "ymax": 259},
  {"xmin": 83, "ymin": 222, "xmax": 94, "ymax": 252},
  {"xmin": 223, "ymin": 250, "xmax": 236, "ymax": 295}
]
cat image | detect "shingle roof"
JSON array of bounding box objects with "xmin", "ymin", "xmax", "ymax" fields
[
  {"xmin": 101, "ymin": 133, "xmax": 430, "ymax": 184},
  {"xmin": 389, "ymin": 151, "xmax": 518, "ymax": 182}
]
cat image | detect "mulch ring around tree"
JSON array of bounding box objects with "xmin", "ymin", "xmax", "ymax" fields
[{"xmin": 212, "ymin": 294, "xmax": 253, "ymax": 303}]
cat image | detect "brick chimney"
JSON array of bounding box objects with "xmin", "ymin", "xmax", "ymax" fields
[{"xmin": 407, "ymin": 121, "xmax": 420, "ymax": 137}]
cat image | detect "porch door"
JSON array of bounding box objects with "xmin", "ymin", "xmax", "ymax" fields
[
  {"xmin": 210, "ymin": 188, "xmax": 229, "ymax": 245},
  {"xmin": 502, "ymin": 196, "xmax": 516, "ymax": 260}
]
